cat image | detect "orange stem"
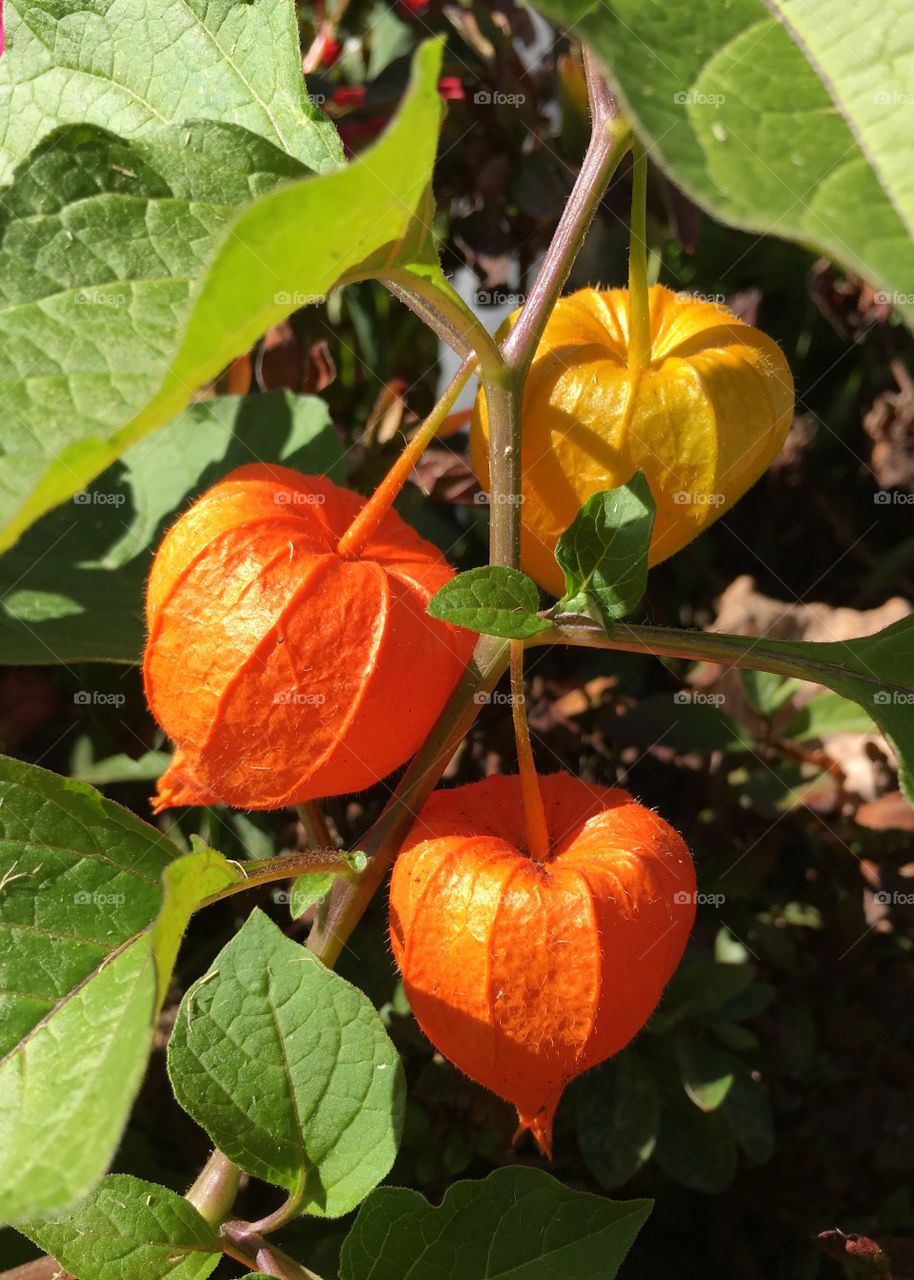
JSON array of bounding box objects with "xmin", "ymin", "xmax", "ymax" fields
[
  {"xmin": 509, "ymin": 640, "xmax": 550, "ymax": 861},
  {"xmin": 337, "ymin": 356, "xmax": 476, "ymax": 559}
]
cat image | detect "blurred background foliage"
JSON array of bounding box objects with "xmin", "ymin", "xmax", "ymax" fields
[{"xmin": 4, "ymin": 2, "xmax": 914, "ymax": 1278}]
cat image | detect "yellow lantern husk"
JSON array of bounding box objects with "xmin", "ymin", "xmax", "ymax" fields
[{"xmin": 470, "ymin": 284, "xmax": 795, "ymax": 596}]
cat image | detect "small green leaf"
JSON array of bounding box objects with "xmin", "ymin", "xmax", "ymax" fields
[
  {"xmin": 674, "ymin": 1036, "xmax": 737, "ymax": 1112},
  {"xmin": 553, "ymin": 475, "xmax": 655, "ymax": 627},
  {"xmin": 782, "ymin": 690, "xmax": 876, "ymax": 742},
  {"xmin": 427, "ymin": 566, "xmax": 549, "ymax": 639},
  {"xmin": 740, "ymin": 670, "xmax": 801, "ymax": 716},
  {"xmin": 576, "ymin": 1051, "xmax": 659, "ymax": 1190},
  {"xmin": 0, "ymin": 757, "xmax": 239, "ymax": 1220},
  {"xmin": 167, "ymin": 910, "xmax": 405, "ymax": 1218},
  {"xmin": 289, "ymin": 874, "xmax": 336, "ymax": 918},
  {"xmin": 19, "ymin": 1176, "xmax": 221, "ymax": 1280},
  {"xmin": 340, "ymin": 1167, "xmax": 651, "ymax": 1280}
]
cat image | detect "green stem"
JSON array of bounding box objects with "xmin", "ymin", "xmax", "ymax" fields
[
  {"xmin": 627, "ymin": 136, "xmax": 652, "ymax": 369},
  {"xmin": 384, "ymin": 269, "xmax": 503, "ymax": 378},
  {"xmin": 221, "ymin": 1221, "xmax": 323, "ymax": 1280},
  {"xmin": 536, "ymin": 619, "xmax": 877, "ymax": 689},
  {"xmin": 197, "ymin": 849, "xmax": 353, "ymax": 910},
  {"xmin": 185, "ymin": 1150, "xmax": 241, "ymax": 1228}
]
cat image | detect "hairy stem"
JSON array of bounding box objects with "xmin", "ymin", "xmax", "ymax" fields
[
  {"xmin": 221, "ymin": 1220, "xmax": 324, "ymax": 1280},
  {"xmin": 626, "ymin": 136, "xmax": 652, "ymax": 369},
  {"xmin": 384, "ymin": 271, "xmax": 502, "ymax": 376},
  {"xmin": 197, "ymin": 848, "xmax": 353, "ymax": 910},
  {"xmin": 186, "ymin": 1149, "xmax": 241, "ymax": 1227},
  {"xmin": 509, "ymin": 640, "xmax": 550, "ymax": 861}
]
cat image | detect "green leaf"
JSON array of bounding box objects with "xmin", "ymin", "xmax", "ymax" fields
[
  {"xmin": 739, "ymin": 670, "xmax": 801, "ymax": 717},
  {"xmin": 0, "ymin": 391, "xmax": 342, "ymax": 665},
  {"xmin": 533, "ymin": 0, "xmax": 914, "ymax": 327},
  {"xmin": 19, "ymin": 1175, "xmax": 221, "ymax": 1280},
  {"xmin": 782, "ymin": 690, "xmax": 877, "ymax": 742},
  {"xmin": 609, "ymin": 692, "xmax": 753, "ymax": 754},
  {"xmin": 649, "ymin": 962, "xmax": 755, "ymax": 1033},
  {"xmin": 575, "ymin": 1051, "xmax": 659, "ymax": 1191},
  {"xmin": 289, "ymin": 874, "xmax": 336, "ymax": 919},
  {"xmin": 0, "ymin": 0, "xmax": 343, "ymax": 181},
  {"xmin": 674, "ymin": 1036, "xmax": 736, "ymax": 1112},
  {"xmin": 167, "ymin": 909, "xmax": 405, "ymax": 1219},
  {"xmin": 654, "ymin": 1088, "xmax": 737, "ymax": 1194},
  {"xmin": 340, "ymin": 1167, "xmax": 651, "ymax": 1280},
  {"xmin": 427, "ymin": 566, "xmax": 548, "ymax": 639},
  {"xmin": 721, "ymin": 1069, "xmax": 774, "ymax": 1164},
  {"xmin": 0, "ymin": 756, "xmax": 239, "ymax": 1220},
  {"xmin": 0, "ymin": 40, "xmax": 465, "ymax": 551},
  {"xmin": 553, "ymin": 475, "xmax": 655, "ymax": 626}
]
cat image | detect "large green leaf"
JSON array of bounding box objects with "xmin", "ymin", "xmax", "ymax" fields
[
  {"xmin": 167, "ymin": 909, "xmax": 405, "ymax": 1220},
  {"xmin": 534, "ymin": 0, "xmax": 914, "ymax": 325},
  {"xmin": 340, "ymin": 1167, "xmax": 652, "ymax": 1280},
  {"xmin": 0, "ymin": 390, "xmax": 342, "ymax": 664},
  {"xmin": 0, "ymin": 0, "xmax": 343, "ymax": 181},
  {"xmin": 575, "ymin": 1051, "xmax": 659, "ymax": 1191},
  {"xmin": 0, "ymin": 40, "xmax": 463, "ymax": 551},
  {"xmin": 0, "ymin": 756, "xmax": 239, "ymax": 1222},
  {"xmin": 20, "ymin": 1175, "xmax": 222, "ymax": 1280}
]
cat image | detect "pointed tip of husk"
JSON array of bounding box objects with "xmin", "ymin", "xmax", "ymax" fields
[
  {"xmin": 152, "ymin": 751, "xmax": 217, "ymax": 814},
  {"xmin": 513, "ymin": 1101, "xmax": 557, "ymax": 1159}
]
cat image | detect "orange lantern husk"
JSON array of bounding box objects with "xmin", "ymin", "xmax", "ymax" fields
[
  {"xmin": 389, "ymin": 772, "xmax": 696, "ymax": 1156},
  {"xmin": 144, "ymin": 464, "xmax": 475, "ymax": 811}
]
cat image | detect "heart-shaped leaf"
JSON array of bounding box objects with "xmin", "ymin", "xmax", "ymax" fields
[
  {"xmin": 340, "ymin": 1166, "xmax": 651, "ymax": 1279},
  {"xmin": 167, "ymin": 910, "xmax": 405, "ymax": 1219}
]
